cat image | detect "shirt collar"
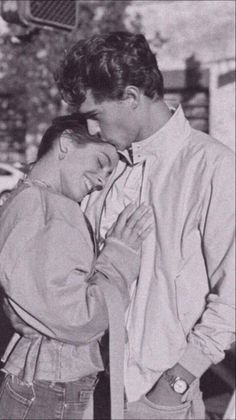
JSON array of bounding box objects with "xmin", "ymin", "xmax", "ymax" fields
[
  {"xmin": 118, "ymin": 149, "xmax": 134, "ymax": 166},
  {"xmin": 120, "ymin": 105, "xmax": 191, "ymax": 165}
]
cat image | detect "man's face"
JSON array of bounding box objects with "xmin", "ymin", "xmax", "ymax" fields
[{"xmin": 79, "ymin": 90, "xmax": 138, "ymax": 151}]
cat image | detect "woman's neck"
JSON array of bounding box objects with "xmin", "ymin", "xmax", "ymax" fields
[{"xmin": 29, "ymin": 156, "xmax": 60, "ymax": 193}]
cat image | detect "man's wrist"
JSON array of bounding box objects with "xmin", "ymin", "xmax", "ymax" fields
[
  {"xmin": 160, "ymin": 363, "xmax": 196, "ymax": 397},
  {"xmin": 165, "ymin": 363, "xmax": 196, "ymax": 385},
  {"xmin": 146, "ymin": 363, "xmax": 197, "ymax": 405},
  {"xmin": 146, "ymin": 373, "xmax": 183, "ymax": 405}
]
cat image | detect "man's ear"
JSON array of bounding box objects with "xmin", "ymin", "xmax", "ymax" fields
[
  {"xmin": 58, "ymin": 134, "xmax": 73, "ymax": 160},
  {"xmin": 122, "ymin": 85, "xmax": 141, "ymax": 109}
]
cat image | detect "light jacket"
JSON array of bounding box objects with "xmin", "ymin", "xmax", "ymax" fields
[
  {"xmin": 82, "ymin": 106, "xmax": 235, "ymax": 401},
  {"xmin": 0, "ymin": 180, "xmax": 139, "ymax": 382}
]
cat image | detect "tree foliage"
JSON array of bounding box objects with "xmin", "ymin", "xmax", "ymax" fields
[{"xmin": 0, "ymin": 0, "xmax": 142, "ymax": 161}]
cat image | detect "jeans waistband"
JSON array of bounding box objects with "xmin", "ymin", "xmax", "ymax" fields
[{"xmin": 32, "ymin": 373, "xmax": 98, "ymax": 392}]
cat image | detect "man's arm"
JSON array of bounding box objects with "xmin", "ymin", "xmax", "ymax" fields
[
  {"xmin": 178, "ymin": 152, "xmax": 235, "ymax": 373},
  {"xmin": 147, "ymin": 152, "xmax": 235, "ymax": 404}
]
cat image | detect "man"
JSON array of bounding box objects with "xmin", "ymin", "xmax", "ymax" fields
[
  {"xmin": 54, "ymin": 31, "xmax": 235, "ymax": 419},
  {"xmin": 4, "ymin": 32, "xmax": 235, "ymax": 419}
]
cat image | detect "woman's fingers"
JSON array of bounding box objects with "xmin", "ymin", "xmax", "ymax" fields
[
  {"xmin": 127, "ymin": 211, "xmax": 154, "ymax": 246},
  {"xmin": 126, "ymin": 205, "xmax": 152, "ymax": 231},
  {"xmin": 107, "ymin": 202, "xmax": 153, "ymax": 249},
  {"xmin": 115, "ymin": 203, "xmax": 137, "ymax": 230},
  {"xmin": 135, "ymin": 222, "xmax": 153, "ymax": 241}
]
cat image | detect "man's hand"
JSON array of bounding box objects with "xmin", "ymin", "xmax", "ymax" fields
[
  {"xmin": 3, "ymin": 298, "xmax": 39, "ymax": 338},
  {"xmin": 146, "ymin": 363, "xmax": 196, "ymax": 406},
  {"xmin": 146, "ymin": 375, "xmax": 183, "ymax": 406}
]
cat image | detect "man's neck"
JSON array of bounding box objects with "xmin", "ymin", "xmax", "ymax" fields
[{"xmin": 136, "ymin": 99, "xmax": 172, "ymax": 142}]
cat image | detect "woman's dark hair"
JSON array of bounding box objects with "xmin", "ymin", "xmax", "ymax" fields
[
  {"xmin": 36, "ymin": 114, "xmax": 101, "ymax": 161},
  {"xmin": 55, "ymin": 31, "xmax": 164, "ymax": 107}
]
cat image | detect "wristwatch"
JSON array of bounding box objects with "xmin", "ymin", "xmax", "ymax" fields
[{"xmin": 162, "ymin": 370, "xmax": 189, "ymax": 395}]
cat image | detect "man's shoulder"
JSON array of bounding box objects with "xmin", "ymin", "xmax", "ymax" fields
[
  {"xmin": 187, "ymin": 128, "xmax": 234, "ymax": 163},
  {"xmin": 190, "ymin": 128, "xmax": 233, "ymax": 154}
]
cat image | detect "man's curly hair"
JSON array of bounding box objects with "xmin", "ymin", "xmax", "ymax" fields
[{"xmin": 54, "ymin": 32, "xmax": 164, "ymax": 107}]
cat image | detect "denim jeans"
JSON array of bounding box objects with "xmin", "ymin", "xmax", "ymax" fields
[
  {"xmin": 0, "ymin": 373, "xmax": 97, "ymax": 420},
  {"xmin": 124, "ymin": 380, "xmax": 205, "ymax": 420},
  {"xmin": 93, "ymin": 373, "xmax": 205, "ymax": 420}
]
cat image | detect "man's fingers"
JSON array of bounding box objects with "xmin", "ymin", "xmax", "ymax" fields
[
  {"xmin": 9, "ymin": 317, "xmax": 38, "ymax": 337},
  {"xmin": 22, "ymin": 329, "xmax": 39, "ymax": 338},
  {"xmin": 3, "ymin": 297, "xmax": 39, "ymax": 338},
  {"xmin": 3, "ymin": 298, "xmax": 13, "ymax": 318}
]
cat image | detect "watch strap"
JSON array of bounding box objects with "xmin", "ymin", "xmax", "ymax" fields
[{"xmin": 163, "ymin": 369, "xmax": 178, "ymax": 384}]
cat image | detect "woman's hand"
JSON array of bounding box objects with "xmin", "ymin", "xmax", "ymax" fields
[{"xmin": 107, "ymin": 203, "xmax": 153, "ymax": 250}]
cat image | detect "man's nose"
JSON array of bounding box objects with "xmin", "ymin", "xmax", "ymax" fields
[{"xmin": 87, "ymin": 119, "xmax": 100, "ymax": 136}]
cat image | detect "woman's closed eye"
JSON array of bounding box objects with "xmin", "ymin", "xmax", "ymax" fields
[{"xmin": 97, "ymin": 158, "xmax": 104, "ymax": 169}]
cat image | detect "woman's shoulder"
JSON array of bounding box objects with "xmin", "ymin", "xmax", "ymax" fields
[
  {"xmin": 1, "ymin": 180, "xmax": 88, "ymax": 235},
  {"xmin": 1, "ymin": 182, "xmax": 43, "ymax": 221},
  {"xmin": 42, "ymin": 187, "xmax": 86, "ymax": 229},
  {"xmin": 0, "ymin": 184, "xmax": 44, "ymax": 262}
]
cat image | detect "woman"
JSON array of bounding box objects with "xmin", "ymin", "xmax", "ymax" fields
[{"xmin": 0, "ymin": 115, "xmax": 153, "ymax": 419}]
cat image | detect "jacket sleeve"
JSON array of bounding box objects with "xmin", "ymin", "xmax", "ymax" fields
[
  {"xmin": 4, "ymin": 217, "xmax": 139, "ymax": 346},
  {"xmin": 179, "ymin": 152, "xmax": 235, "ymax": 377}
]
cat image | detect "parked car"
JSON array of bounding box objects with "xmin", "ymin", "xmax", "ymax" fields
[{"xmin": 0, "ymin": 162, "xmax": 25, "ymax": 205}]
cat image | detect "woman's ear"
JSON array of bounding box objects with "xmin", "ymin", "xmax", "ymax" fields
[
  {"xmin": 122, "ymin": 85, "xmax": 141, "ymax": 109},
  {"xmin": 58, "ymin": 134, "xmax": 73, "ymax": 160}
]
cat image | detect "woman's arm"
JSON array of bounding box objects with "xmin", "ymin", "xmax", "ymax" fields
[{"xmin": 3, "ymin": 204, "xmax": 153, "ymax": 345}]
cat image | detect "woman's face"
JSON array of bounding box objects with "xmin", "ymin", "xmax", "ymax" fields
[{"xmin": 60, "ymin": 141, "xmax": 119, "ymax": 202}]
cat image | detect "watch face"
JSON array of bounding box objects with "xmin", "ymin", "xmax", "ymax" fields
[{"xmin": 173, "ymin": 379, "xmax": 188, "ymax": 394}]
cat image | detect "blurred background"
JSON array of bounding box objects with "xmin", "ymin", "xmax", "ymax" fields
[{"xmin": 0, "ymin": 1, "xmax": 235, "ymax": 418}]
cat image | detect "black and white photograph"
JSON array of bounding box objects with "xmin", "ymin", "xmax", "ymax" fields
[{"xmin": 0, "ymin": 1, "xmax": 235, "ymax": 419}]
